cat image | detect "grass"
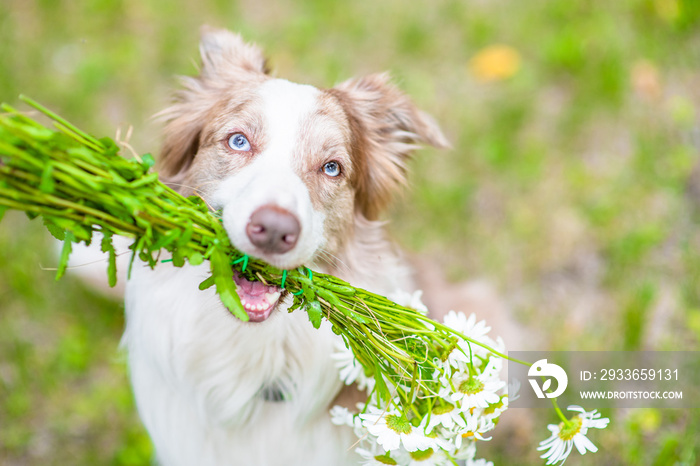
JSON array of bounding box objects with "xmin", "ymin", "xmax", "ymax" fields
[{"xmin": 1, "ymin": 0, "xmax": 699, "ymax": 464}]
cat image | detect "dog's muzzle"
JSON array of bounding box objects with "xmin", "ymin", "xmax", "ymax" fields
[{"xmin": 246, "ymin": 206, "xmax": 300, "ymax": 255}]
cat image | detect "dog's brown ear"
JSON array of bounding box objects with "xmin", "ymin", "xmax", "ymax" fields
[
  {"xmin": 198, "ymin": 26, "xmax": 269, "ymax": 80},
  {"xmin": 330, "ymin": 73, "xmax": 449, "ymax": 220},
  {"xmin": 157, "ymin": 27, "xmax": 268, "ymax": 179}
]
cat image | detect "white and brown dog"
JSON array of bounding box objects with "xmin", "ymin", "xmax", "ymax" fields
[{"xmin": 121, "ymin": 27, "xmax": 447, "ymax": 465}]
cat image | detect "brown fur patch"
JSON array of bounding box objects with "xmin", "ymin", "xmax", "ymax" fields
[
  {"xmin": 330, "ymin": 383, "xmax": 367, "ymax": 411},
  {"xmin": 289, "ymin": 93, "xmax": 357, "ymax": 256},
  {"xmin": 157, "ymin": 27, "xmax": 270, "ymax": 182},
  {"xmin": 327, "ymin": 73, "xmax": 449, "ymax": 220}
]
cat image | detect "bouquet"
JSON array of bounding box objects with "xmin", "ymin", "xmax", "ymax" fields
[{"xmin": 0, "ymin": 97, "xmax": 609, "ymax": 465}]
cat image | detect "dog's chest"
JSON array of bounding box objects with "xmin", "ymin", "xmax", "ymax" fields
[{"xmin": 124, "ymin": 263, "xmax": 352, "ymax": 465}]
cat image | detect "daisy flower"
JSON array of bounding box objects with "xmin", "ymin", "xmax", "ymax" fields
[
  {"xmin": 450, "ymin": 370, "xmax": 504, "ymax": 410},
  {"xmin": 330, "ymin": 405, "xmax": 363, "ymax": 430},
  {"xmin": 443, "ymin": 311, "xmax": 491, "ymax": 340},
  {"xmin": 356, "ymin": 447, "xmax": 401, "ymax": 466},
  {"xmin": 388, "ymin": 289, "xmax": 429, "ymax": 315},
  {"xmin": 359, "ymin": 407, "xmax": 436, "ymax": 452},
  {"xmin": 537, "ymin": 405, "xmax": 610, "ymax": 465},
  {"xmin": 441, "ymin": 312, "xmax": 505, "ymax": 367},
  {"xmin": 405, "ymin": 447, "xmax": 448, "ymax": 465},
  {"xmin": 426, "ymin": 403, "xmax": 466, "ymax": 432},
  {"xmin": 455, "ymin": 415, "xmax": 496, "ymax": 444},
  {"xmin": 331, "ymin": 338, "xmax": 374, "ymax": 390},
  {"xmin": 453, "ymin": 440, "xmax": 477, "ymax": 461},
  {"xmin": 466, "ymin": 459, "xmax": 494, "ymax": 466},
  {"xmin": 481, "ymin": 395, "xmax": 508, "ymax": 422},
  {"xmin": 507, "ymin": 377, "xmax": 521, "ymax": 402}
]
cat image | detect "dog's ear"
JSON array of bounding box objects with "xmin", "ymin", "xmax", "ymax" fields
[
  {"xmin": 198, "ymin": 26, "xmax": 269, "ymax": 80},
  {"xmin": 330, "ymin": 73, "xmax": 449, "ymax": 220},
  {"xmin": 157, "ymin": 27, "xmax": 268, "ymax": 179}
]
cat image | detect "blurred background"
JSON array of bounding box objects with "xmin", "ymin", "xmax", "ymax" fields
[{"xmin": 1, "ymin": 0, "xmax": 699, "ymax": 464}]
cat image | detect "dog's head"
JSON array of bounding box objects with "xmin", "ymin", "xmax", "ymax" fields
[{"xmin": 158, "ymin": 27, "xmax": 447, "ymax": 322}]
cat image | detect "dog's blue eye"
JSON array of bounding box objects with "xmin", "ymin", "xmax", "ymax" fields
[
  {"xmin": 228, "ymin": 133, "xmax": 251, "ymax": 151},
  {"xmin": 322, "ymin": 161, "xmax": 341, "ymax": 177}
]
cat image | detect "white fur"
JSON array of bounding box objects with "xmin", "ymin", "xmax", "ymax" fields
[
  {"xmin": 124, "ymin": 262, "xmax": 355, "ymax": 465},
  {"xmin": 123, "ymin": 250, "xmax": 410, "ymax": 465},
  {"xmin": 213, "ymin": 80, "xmax": 327, "ymax": 270}
]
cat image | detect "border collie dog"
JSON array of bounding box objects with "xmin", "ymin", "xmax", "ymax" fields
[{"xmin": 122, "ymin": 27, "xmax": 447, "ymax": 466}]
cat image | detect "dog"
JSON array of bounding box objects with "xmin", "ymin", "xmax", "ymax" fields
[{"xmin": 120, "ymin": 26, "xmax": 448, "ymax": 465}]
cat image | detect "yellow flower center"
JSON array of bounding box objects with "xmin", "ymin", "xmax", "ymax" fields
[
  {"xmin": 432, "ymin": 404, "xmax": 455, "ymax": 415},
  {"xmin": 558, "ymin": 415, "xmax": 583, "ymax": 441},
  {"xmin": 373, "ymin": 454, "xmax": 397, "ymax": 465},
  {"xmin": 386, "ymin": 414, "xmax": 413, "ymax": 435},
  {"xmin": 458, "ymin": 377, "xmax": 485, "ymax": 395},
  {"xmin": 484, "ymin": 397, "xmax": 505, "ymax": 415},
  {"xmin": 409, "ymin": 448, "xmax": 434, "ymax": 461}
]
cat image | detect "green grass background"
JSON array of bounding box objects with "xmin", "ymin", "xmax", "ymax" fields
[{"xmin": 1, "ymin": 0, "xmax": 699, "ymax": 464}]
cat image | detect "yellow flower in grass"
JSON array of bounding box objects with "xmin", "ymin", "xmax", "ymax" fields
[{"xmin": 468, "ymin": 45, "xmax": 521, "ymax": 82}]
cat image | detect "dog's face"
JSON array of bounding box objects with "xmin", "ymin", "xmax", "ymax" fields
[
  {"xmin": 184, "ymin": 79, "xmax": 356, "ymax": 270},
  {"xmin": 158, "ymin": 27, "xmax": 447, "ymax": 321}
]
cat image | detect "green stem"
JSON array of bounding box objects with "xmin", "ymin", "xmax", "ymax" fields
[
  {"xmin": 20, "ymin": 95, "xmax": 104, "ymax": 149},
  {"xmin": 551, "ymin": 397, "xmax": 572, "ymax": 427}
]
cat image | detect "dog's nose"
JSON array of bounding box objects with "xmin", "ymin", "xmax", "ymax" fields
[{"xmin": 246, "ymin": 206, "xmax": 300, "ymax": 254}]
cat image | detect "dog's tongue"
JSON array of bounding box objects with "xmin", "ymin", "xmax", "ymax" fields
[{"xmin": 233, "ymin": 272, "xmax": 282, "ymax": 323}]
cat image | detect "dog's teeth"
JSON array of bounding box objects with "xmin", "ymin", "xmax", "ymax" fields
[
  {"xmin": 257, "ymin": 304, "xmax": 265, "ymax": 311},
  {"xmin": 264, "ymin": 292, "xmax": 281, "ymax": 303},
  {"xmin": 240, "ymin": 299, "xmax": 247, "ymax": 306}
]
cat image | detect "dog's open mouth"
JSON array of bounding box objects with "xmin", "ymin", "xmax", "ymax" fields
[{"xmin": 233, "ymin": 272, "xmax": 283, "ymax": 322}]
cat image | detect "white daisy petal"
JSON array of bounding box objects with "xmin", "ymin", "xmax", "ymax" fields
[{"xmin": 573, "ymin": 433, "xmax": 598, "ymax": 455}]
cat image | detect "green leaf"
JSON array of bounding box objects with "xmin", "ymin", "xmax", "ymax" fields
[
  {"xmin": 0, "ymin": 205, "xmax": 7, "ymax": 222},
  {"xmin": 127, "ymin": 236, "xmax": 147, "ymax": 279},
  {"xmin": 129, "ymin": 172, "xmax": 158, "ymax": 188},
  {"xmin": 302, "ymin": 286, "xmax": 316, "ymax": 302},
  {"xmin": 127, "ymin": 249, "xmax": 136, "ymax": 280},
  {"xmin": 306, "ymin": 300, "xmax": 323, "ymax": 329},
  {"xmin": 98, "ymin": 137, "xmax": 119, "ymax": 155},
  {"xmin": 151, "ymin": 229, "xmax": 180, "ymax": 250},
  {"xmin": 140, "ymin": 153, "xmax": 155, "ymax": 169},
  {"xmin": 316, "ymin": 288, "xmax": 367, "ymax": 323},
  {"xmin": 373, "ymin": 361, "xmax": 389, "ymax": 402},
  {"xmin": 211, "ymin": 249, "xmax": 248, "ymax": 321},
  {"xmin": 316, "ymin": 287, "xmax": 342, "ymax": 309},
  {"xmin": 287, "ymin": 294, "xmax": 304, "ymax": 313},
  {"xmin": 171, "ymin": 248, "xmax": 185, "ymax": 267},
  {"xmin": 43, "ymin": 217, "xmax": 65, "ymax": 241},
  {"xmin": 186, "ymin": 195, "xmax": 207, "ymax": 208},
  {"xmin": 316, "ymin": 277, "xmax": 355, "ymax": 296},
  {"xmin": 39, "ymin": 162, "xmax": 55, "ymax": 193},
  {"xmin": 56, "ymin": 232, "xmax": 75, "ymax": 280},
  {"xmin": 188, "ymin": 252, "xmax": 204, "ymax": 266},
  {"xmin": 68, "ymin": 223, "xmax": 93, "ymax": 242},
  {"xmin": 198, "ymin": 275, "xmax": 216, "ymax": 290},
  {"xmin": 179, "ymin": 223, "xmax": 193, "ymax": 247},
  {"xmin": 100, "ymin": 232, "xmax": 117, "ymax": 288}
]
